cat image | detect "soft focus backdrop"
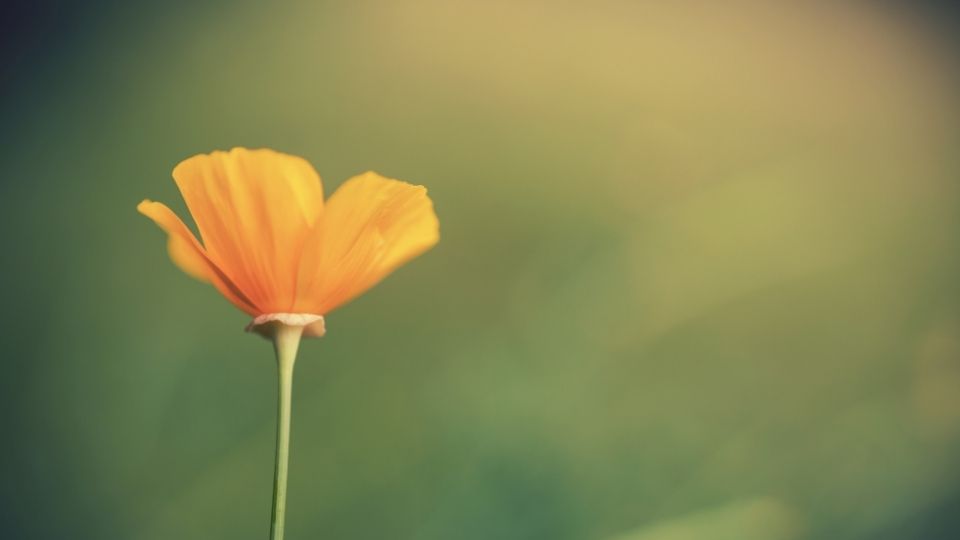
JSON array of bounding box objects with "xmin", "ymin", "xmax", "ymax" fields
[{"xmin": 2, "ymin": 1, "xmax": 960, "ymax": 539}]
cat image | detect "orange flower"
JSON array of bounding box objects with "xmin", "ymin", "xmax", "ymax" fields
[{"xmin": 138, "ymin": 147, "xmax": 439, "ymax": 336}]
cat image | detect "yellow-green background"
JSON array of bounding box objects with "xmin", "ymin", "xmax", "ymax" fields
[{"xmin": 2, "ymin": 1, "xmax": 959, "ymax": 538}]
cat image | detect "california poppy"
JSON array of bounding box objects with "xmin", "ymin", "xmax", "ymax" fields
[{"xmin": 138, "ymin": 147, "xmax": 439, "ymax": 540}]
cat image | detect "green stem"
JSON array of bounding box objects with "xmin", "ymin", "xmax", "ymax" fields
[{"xmin": 270, "ymin": 324, "xmax": 303, "ymax": 540}]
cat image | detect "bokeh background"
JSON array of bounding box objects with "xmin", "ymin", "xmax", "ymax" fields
[{"xmin": 2, "ymin": 1, "xmax": 959, "ymax": 538}]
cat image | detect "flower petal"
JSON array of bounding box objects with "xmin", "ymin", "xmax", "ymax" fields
[
  {"xmin": 137, "ymin": 200, "xmax": 260, "ymax": 315},
  {"xmin": 172, "ymin": 148, "xmax": 324, "ymax": 313},
  {"xmin": 294, "ymin": 172, "xmax": 439, "ymax": 314}
]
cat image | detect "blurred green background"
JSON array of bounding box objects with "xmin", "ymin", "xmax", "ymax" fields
[{"xmin": 2, "ymin": 1, "xmax": 960, "ymax": 539}]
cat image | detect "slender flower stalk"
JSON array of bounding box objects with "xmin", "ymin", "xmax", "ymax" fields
[
  {"xmin": 270, "ymin": 323, "xmax": 302, "ymax": 540},
  {"xmin": 137, "ymin": 148, "xmax": 439, "ymax": 539}
]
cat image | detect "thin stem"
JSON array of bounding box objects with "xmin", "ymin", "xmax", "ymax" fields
[{"xmin": 270, "ymin": 324, "xmax": 303, "ymax": 540}]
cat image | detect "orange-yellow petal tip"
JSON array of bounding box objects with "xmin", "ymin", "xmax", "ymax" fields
[
  {"xmin": 137, "ymin": 199, "xmax": 212, "ymax": 284},
  {"xmin": 136, "ymin": 198, "xmax": 155, "ymax": 214}
]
